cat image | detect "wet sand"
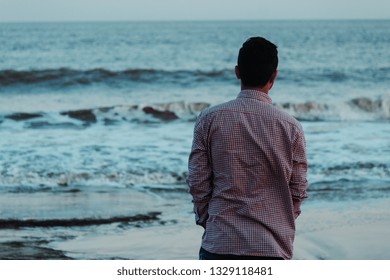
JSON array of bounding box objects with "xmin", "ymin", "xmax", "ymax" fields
[
  {"xmin": 49, "ymin": 198, "xmax": 390, "ymax": 260},
  {"xmin": 1, "ymin": 197, "xmax": 389, "ymax": 260}
]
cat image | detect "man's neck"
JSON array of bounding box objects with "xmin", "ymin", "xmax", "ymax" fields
[{"xmin": 241, "ymin": 85, "xmax": 269, "ymax": 94}]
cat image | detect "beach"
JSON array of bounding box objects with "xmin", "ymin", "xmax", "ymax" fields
[
  {"xmin": 73, "ymin": 198, "xmax": 390, "ymax": 260},
  {"xmin": 1, "ymin": 195, "xmax": 388, "ymax": 260},
  {"xmin": 294, "ymin": 198, "xmax": 390, "ymax": 260},
  {"xmin": 51, "ymin": 197, "xmax": 390, "ymax": 260},
  {"xmin": 1, "ymin": 20, "xmax": 389, "ymax": 260}
]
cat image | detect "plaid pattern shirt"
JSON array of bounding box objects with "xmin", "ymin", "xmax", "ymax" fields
[{"xmin": 187, "ymin": 90, "xmax": 308, "ymax": 259}]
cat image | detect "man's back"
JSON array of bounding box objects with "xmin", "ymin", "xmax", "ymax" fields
[{"xmin": 188, "ymin": 90, "xmax": 308, "ymax": 259}]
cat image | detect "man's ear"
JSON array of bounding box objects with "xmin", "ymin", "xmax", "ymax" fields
[
  {"xmin": 270, "ymin": 70, "xmax": 278, "ymax": 83},
  {"xmin": 235, "ymin": 66, "xmax": 241, "ymax": 80},
  {"xmin": 268, "ymin": 70, "xmax": 278, "ymax": 90}
]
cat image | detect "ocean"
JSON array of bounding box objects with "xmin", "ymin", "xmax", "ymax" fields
[{"xmin": 0, "ymin": 20, "xmax": 389, "ymax": 259}]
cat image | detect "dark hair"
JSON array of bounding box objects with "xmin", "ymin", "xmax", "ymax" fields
[{"xmin": 237, "ymin": 37, "xmax": 278, "ymax": 87}]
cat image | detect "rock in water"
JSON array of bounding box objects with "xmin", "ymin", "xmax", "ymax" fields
[
  {"xmin": 61, "ymin": 109, "xmax": 97, "ymax": 123},
  {"xmin": 142, "ymin": 106, "xmax": 178, "ymax": 121},
  {"xmin": 5, "ymin": 112, "xmax": 43, "ymax": 121}
]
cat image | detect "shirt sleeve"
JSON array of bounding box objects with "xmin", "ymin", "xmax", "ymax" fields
[
  {"xmin": 290, "ymin": 129, "xmax": 309, "ymax": 219},
  {"xmin": 187, "ymin": 113, "xmax": 213, "ymax": 228}
]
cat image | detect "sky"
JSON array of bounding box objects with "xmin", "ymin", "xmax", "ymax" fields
[{"xmin": 0, "ymin": 0, "xmax": 389, "ymax": 22}]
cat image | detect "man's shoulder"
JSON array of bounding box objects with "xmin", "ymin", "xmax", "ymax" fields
[
  {"xmin": 197, "ymin": 99, "xmax": 237, "ymax": 118},
  {"xmin": 197, "ymin": 97, "xmax": 303, "ymax": 131},
  {"xmin": 270, "ymin": 104, "xmax": 303, "ymax": 129}
]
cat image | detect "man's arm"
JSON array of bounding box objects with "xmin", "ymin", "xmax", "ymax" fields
[
  {"xmin": 290, "ymin": 130, "xmax": 308, "ymax": 219},
  {"xmin": 187, "ymin": 114, "xmax": 213, "ymax": 228}
]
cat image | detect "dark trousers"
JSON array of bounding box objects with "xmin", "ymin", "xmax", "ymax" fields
[{"xmin": 199, "ymin": 247, "xmax": 284, "ymax": 260}]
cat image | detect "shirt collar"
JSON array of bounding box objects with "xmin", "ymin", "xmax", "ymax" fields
[{"xmin": 237, "ymin": 89, "xmax": 272, "ymax": 104}]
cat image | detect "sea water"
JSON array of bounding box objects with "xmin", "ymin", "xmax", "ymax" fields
[{"xmin": 0, "ymin": 20, "xmax": 389, "ymax": 259}]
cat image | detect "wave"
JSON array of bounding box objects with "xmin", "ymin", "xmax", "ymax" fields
[
  {"xmin": 275, "ymin": 94, "xmax": 390, "ymax": 121},
  {"xmin": 308, "ymin": 178, "xmax": 390, "ymax": 201},
  {"xmin": 0, "ymin": 168, "xmax": 189, "ymax": 192},
  {"xmin": 0, "ymin": 68, "xmax": 232, "ymax": 88},
  {"xmin": 1, "ymin": 66, "xmax": 389, "ymax": 88},
  {"xmin": 1, "ymin": 101, "xmax": 210, "ymax": 126},
  {"xmin": 0, "ymin": 212, "xmax": 161, "ymax": 229},
  {"xmin": 1, "ymin": 95, "xmax": 390, "ymax": 127},
  {"xmin": 279, "ymin": 67, "xmax": 390, "ymax": 84},
  {"xmin": 308, "ymin": 160, "xmax": 390, "ymax": 200}
]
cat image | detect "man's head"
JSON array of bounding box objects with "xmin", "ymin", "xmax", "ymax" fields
[{"xmin": 236, "ymin": 37, "xmax": 278, "ymax": 89}]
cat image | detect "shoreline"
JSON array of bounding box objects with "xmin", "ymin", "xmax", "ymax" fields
[
  {"xmin": 1, "ymin": 197, "xmax": 389, "ymax": 260},
  {"xmin": 49, "ymin": 197, "xmax": 390, "ymax": 260}
]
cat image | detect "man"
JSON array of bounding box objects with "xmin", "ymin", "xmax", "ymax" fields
[{"xmin": 187, "ymin": 37, "xmax": 308, "ymax": 260}]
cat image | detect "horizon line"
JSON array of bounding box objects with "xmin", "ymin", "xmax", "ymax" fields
[{"xmin": 0, "ymin": 18, "xmax": 389, "ymax": 24}]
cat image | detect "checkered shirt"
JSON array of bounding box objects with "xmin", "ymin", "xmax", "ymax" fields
[{"xmin": 187, "ymin": 90, "xmax": 308, "ymax": 259}]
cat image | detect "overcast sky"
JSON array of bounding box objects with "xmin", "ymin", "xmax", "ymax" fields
[{"xmin": 1, "ymin": 0, "xmax": 389, "ymax": 22}]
